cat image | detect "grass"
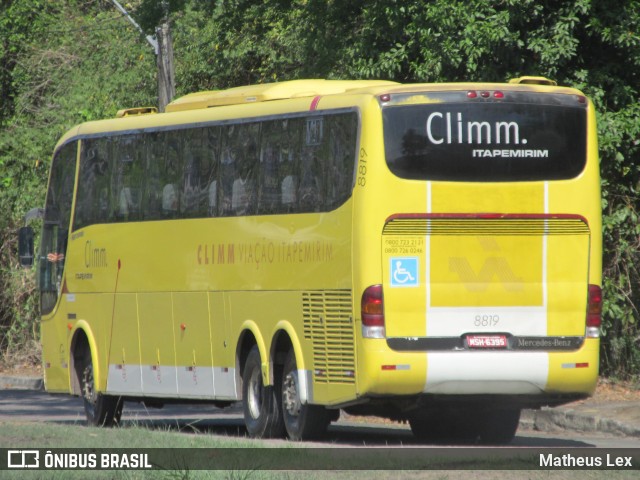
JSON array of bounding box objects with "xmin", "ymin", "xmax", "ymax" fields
[
  {"xmin": 0, "ymin": 421, "xmax": 639, "ymax": 480},
  {"xmin": 0, "ymin": 421, "xmax": 290, "ymax": 479}
]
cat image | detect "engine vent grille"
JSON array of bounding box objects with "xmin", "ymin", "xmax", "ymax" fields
[{"xmin": 302, "ymin": 290, "xmax": 355, "ymax": 384}]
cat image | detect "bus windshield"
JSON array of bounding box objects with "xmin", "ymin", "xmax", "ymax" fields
[{"xmin": 383, "ymin": 92, "xmax": 587, "ymax": 182}]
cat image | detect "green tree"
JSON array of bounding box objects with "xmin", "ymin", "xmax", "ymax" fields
[
  {"xmin": 0, "ymin": 0, "xmax": 156, "ymax": 365},
  {"xmin": 134, "ymin": 0, "xmax": 187, "ymax": 33},
  {"xmin": 1, "ymin": 0, "xmax": 639, "ymax": 378},
  {"xmin": 172, "ymin": 0, "xmax": 640, "ymax": 378}
]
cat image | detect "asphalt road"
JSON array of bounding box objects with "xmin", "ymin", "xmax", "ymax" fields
[{"xmin": 2, "ymin": 389, "xmax": 640, "ymax": 448}]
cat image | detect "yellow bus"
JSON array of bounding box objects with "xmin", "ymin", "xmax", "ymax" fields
[{"xmin": 20, "ymin": 77, "xmax": 602, "ymax": 444}]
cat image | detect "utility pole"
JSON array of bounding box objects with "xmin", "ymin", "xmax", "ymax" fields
[
  {"xmin": 109, "ymin": 0, "xmax": 175, "ymax": 112},
  {"xmin": 156, "ymin": 3, "xmax": 175, "ymax": 112}
]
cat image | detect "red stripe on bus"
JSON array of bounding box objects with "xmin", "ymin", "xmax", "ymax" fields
[{"xmin": 310, "ymin": 96, "xmax": 322, "ymax": 111}]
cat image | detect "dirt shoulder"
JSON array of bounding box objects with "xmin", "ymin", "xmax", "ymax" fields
[
  {"xmin": 573, "ymin": 377, "xmax": 640, "ymax": 404},
  {"xmin": 0, "ymin": 361, "xmax": 42, "ymax": 378}
]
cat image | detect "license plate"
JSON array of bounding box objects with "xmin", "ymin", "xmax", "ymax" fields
[{"xmin": 466, "ymin": 334, "xmax": 508, "ymax": 349}]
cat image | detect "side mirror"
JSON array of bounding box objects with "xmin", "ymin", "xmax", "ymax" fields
[{"xmin": 18, "ymin": 226, "xmax": 34, "ymax": 267}]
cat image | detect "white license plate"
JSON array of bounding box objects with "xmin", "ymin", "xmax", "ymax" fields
[{"xmin": 466, "ymin": 334, "xmax": 508, "ymax": 348}]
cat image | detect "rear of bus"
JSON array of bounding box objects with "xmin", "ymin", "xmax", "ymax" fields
[{"xmin": 352, "ymin": 78, "xmax": 601, "ymax": 442}]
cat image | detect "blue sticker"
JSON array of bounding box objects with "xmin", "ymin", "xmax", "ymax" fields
[{"xmin": 390, "ymin": 257, "xmax": 419, "ymax": 287}]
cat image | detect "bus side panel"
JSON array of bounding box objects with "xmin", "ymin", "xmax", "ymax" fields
[
  {"xmin": 138, "ymin": 293, "xmax": 177, "ymax": 396},
  {"xmin": 210, "ymin": 291, "xmax": 237, "ymax": 399},
  {"xmin": 74, "ymin": 294, "xmax": 113, "ymax": 392},
  {"xmin": 105, "ymin": 293, "xmax": 142, "ymax": 395},
  {"xmin": 41, "ymin": 306, "xmax": 71, "ymax": 393},
  {"xmin": 173, "ymin": 292, "xmax": 216, "ymax": 398}
]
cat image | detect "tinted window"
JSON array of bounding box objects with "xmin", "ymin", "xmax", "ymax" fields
[
  {"xmin": 220, "ymin": 123, "xmax": 259, "ymax": 216},
  {"xmin": 112, "ymin": 134, "xmax": 145, "ymax": 221},
  {"xmin": 73, "ymin": 110, "xmax": 358, "ymax": 230},
  {"xmin": 383, "ymin": 99, "xmax": 587, "ymax": 182},
  {"xmin": 76, "ymin": 139, "xmax": 110, "ymax": 229},
  {"xmin": 40, "ymin": 141, "xmax": 77, "ymax": 314}
]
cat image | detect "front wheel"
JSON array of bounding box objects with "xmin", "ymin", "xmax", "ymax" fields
[
  {"xmin": 242, "ymin": 346, "xmax": 284, "ymax": 438},
  {"xmin": 80, "ymin": 352, "xmax": 122, "ymax": 427},
  {"xmin": 281, "ymin": 349, "xmax": 332, "ymax": 440}
]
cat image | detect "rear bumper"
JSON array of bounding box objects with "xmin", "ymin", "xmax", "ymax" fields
[{"xmin": 357, "ymin": 337, "xmax": 599, "ymax": 400}]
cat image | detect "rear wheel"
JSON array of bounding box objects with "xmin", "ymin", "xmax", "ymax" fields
[
  {"xmin": 80, "ymin": 351, "xmax": 122, "ymax": 427},
  {"xmin": 242, "ymin": 346, "xmax": 285, "ymax": 438},
  {"xmin": 409, "ymin": 408, "xmax": 479, "ymax": 444},
  {"xmin": 477, "ymin": 408, "xmax": 521, "ymax": 445},
  {"xmin": 281, "ymin": 349, "xmax": 332, "ymax": 440}
]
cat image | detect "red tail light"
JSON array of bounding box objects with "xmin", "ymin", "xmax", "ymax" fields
[
  {"xmin": 362, "ymin": 285, "xmax": 385, "ymax": 338},
  {"xmin": 586, "ymin": 284, "xmax": 602, "ymax": 338}
]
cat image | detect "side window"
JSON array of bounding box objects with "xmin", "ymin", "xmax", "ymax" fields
[
  {"xmin": 75, "ymin": 140, "xmax": 109, "ymax": 229},
  {"xmin": 94, "ymin": 139, "xmax": 112, "ymax": 224},
  {"xmin": 181, "ymin": 127, "xmax": 215, "ymax": 218},
  {"xmin": 70, "ymin": 110, "xmax": 358, "ymax": 228},
  {"xmin": 161, "ymin": 132, "xmax": 183, "ymax": 218},
  {"xmin": 258, "ymin": 121, "xmax": 283, "ymax": 214},
  {"xmin": 220, "ymin": 123, "xmax": 259, "ymax": 216},
  {"xmin": 326, "ymin": 113, "xmax": 358, "ymax": 209},
  {"xmin": 112, "ymin": 135, "xmax": 144, "ymax": 221},
  {"xmin": 219, "ymin": 125, "xmax": 236, "ymax": 216},
  {"xmin": 279, "ymin": 118, "xmax": 301, "ymax": 213},
  {"xmin": 299, "ymin": 117, "xmax": 326, "ymax": 212},
  {"xmin": 39, "ymin": 141, "xmax": 77, "ymax": 314},
  {"xmin": 205, "ymin": 127, "xmax": 221, "ymax": 217},
  {"xmin": 141, "ymin": 132, "xmax": 164, "ymax": 221}
]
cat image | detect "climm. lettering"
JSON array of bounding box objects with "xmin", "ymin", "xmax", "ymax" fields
[
  {"xmin": 426, "ymin": 112, "xmax": 526, "ymax": 145},
  {"xmin": 85, "ymin": 240, "xmax": 107, "ymax": 268},
  {"xmin": 197, "ymin": 243, "xmax": 235, "ymax": 265}
]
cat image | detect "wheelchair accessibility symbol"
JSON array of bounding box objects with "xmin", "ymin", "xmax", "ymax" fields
[{"xmin": 390, "ymin": 257, "xmax": 419, "ymax": 287}]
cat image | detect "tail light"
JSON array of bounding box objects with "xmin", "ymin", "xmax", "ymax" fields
[
  {"xmin": 586, "ymin": 284, "xmax": 602, "ymax": 338},
  {"xmin": 362, "ymin": 284, "xmax": 385, "ymax": 339}
]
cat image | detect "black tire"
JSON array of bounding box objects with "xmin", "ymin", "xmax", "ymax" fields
[
  {"xmin": 242, "ymin": 346, "xmax": 285, "ymax": 438},
  {"xmin": 477, "ymin": 408, "xmax": 521, "ymax": 445},
  {"xmin": 408, "ymin": 415, "xmax": 438, "ymax": 443},
  {"xmin": 409, "ymin": 408, "xmax": 480, "ymax": 444},
  {"xmin": 281, "ymin": 349, "xmax": 332, "ymax": 440},
  {"xmin": 80, "ymin": 351, "xmax": 122, "ymax": 427}
]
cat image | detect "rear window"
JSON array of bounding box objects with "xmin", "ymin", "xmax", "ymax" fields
[{"xmin": 383, "ymin": 93, "xmax": 587, "ymax": 182}]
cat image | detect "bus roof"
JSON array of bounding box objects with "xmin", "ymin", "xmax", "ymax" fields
[
  {"xmin": 54, "ymin": 77, "xmax": 583, "ymax": 150},
  {"xmin": 165, "ymin": 79, "xmax": 399, "ymax": 112}
]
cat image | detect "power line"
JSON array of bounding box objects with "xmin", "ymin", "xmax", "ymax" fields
[{"xmin": 109, "ymin": 0, "xmax": 158, "ymax": 55}]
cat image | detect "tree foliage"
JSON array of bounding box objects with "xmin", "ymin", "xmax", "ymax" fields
[
  {"xmin": 134, "ymin": 0, "xmax": 187, "ymax": 34},
  {"xmin": 1, "ymin": 0, "xmax": 639, "ymax": 377},
  {"xmin": 0, "ymin": 0, "xmax": 156, "ymax": 364}
]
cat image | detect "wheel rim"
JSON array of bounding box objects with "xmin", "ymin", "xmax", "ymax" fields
[
  {"xmin": 82, "ymin": 363, "xmax": 97, "ymax": 417},
  {"xmin": 247, "ymin": 367, "xmax": 263, "ymax": 420},
  {"xmin": 282, "ymin": 369, "xmax": 301, "ymax": 417}
]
